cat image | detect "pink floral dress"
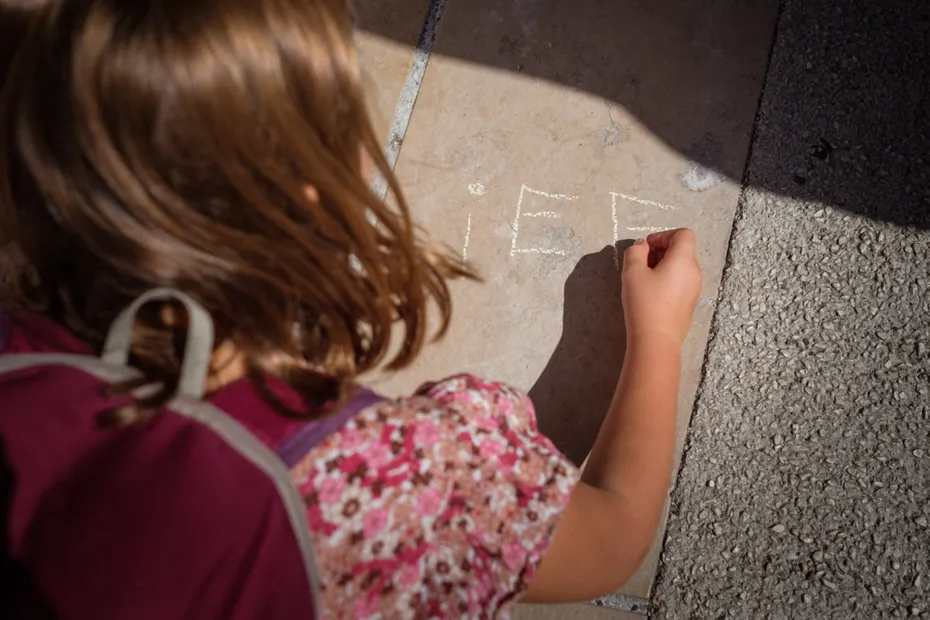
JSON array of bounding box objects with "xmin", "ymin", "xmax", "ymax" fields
[{"xmin": 290, "ymin": 375, "xmax": 579, "ymax": 619}]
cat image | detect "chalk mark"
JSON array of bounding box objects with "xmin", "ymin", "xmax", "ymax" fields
[
  {"xmin": 524, "ymin": 186, "xmax": 579, "ymax": 201},
  {"xmin": 468, "ymin": 183, "xmax": 486, "ymax": 196},
  {"xmin": 510, "ymin": 184, "xmax": 578, "ymax": 257},
  {"xmin": 462, "ymin": 213, "xmax": 472, "ymax": 260},
  {"xmin": 610, "ymin": 191, "xmax": 680, "ymax": 269},
  {"xmin": 513, "ymin": 248, "xmax": 567, "ymax": 257},
  {"xmin": 610, "ymin": 191, "xmax": 678, "ymax": 211},
  {"xmin": 626, "ymin": 226, "xmax": 668, "ymax": 233},
  {"xmin": 509, "ymin": 185, "xmax": 526, "ymax": 256}
]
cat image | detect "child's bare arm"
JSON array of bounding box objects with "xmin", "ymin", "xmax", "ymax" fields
[{"xmin": 524, "ymin": 229, "xmax": 701, "ymax": 602}]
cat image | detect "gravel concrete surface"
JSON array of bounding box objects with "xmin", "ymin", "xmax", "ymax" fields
[{"xmin": 653, "ymin": 1, "xmax": 930, "ymax": 619}]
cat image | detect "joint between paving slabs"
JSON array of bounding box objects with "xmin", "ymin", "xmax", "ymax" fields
[{"xmin": 372, "ymin": 0, "xmax": 446, "ymax": 200}]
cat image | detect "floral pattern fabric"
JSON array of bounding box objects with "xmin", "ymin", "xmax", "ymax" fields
[{"xmin": 290, "ymin": 375, "xmax": 579, "ymax": 619}]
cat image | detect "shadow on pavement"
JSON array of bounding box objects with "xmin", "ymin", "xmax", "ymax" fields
[
  {"xmin": 528, "ymin": 243, "xmax": 630, "ymax": 465},
  {"xmin": 354, "ymin": 0, "xmax": 930, "ymax": 229}
]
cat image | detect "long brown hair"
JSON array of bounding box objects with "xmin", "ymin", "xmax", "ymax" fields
[{"xmin": 0, "ymin": 0, "xmax": 474, "ymax": 419}]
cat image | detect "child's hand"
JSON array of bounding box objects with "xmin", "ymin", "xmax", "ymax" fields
[{"xmin": 621, "ymin": 229, "xmax": 702, "ymax": 347}]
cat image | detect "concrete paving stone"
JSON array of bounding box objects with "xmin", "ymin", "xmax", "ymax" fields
[
  {"xmin": 653, "ymin": 1, "xmax": 930, "ymax": 618},
  {"xmin": 515, "ymin": 603, "xmax": 644, "ymax": 620},
  {"xmin": 353, "ymin": 0, "xmax": 432, "ymax": 136},
  {"xmin": 356, "ymin": 0, "xmax": 782, "ymax": 189},
  {"xmin": 369, "ymin": 0, "xmax": 779, "ymax": 600}
]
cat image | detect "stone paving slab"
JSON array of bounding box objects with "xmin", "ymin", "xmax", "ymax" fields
[{"xmin": 360, "ymin": 0, "xmax": 778, "ymax": 605}]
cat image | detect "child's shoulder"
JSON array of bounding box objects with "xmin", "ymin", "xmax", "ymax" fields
[
  {"xmin": 292, "ymin": 374, "xmax": 578, "ymax": 618},
  {"xmin": 293, "ymin": 373, "xmax": 565, "ymax": 485},
  {"xmin": 409, "ymin": 373, "xmax": 540, "ymax": 430}
]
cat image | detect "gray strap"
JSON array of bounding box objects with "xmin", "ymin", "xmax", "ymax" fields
[
  {"xmin": 101, "ymin": 289, "xmax": 214, "ymax": 399},
  {"xmin": 0, "ymin": 353, "xmax": 322, "ymax": 618}
]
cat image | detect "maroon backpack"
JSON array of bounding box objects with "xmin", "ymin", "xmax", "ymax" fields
[{"xmin": 0, "ymin": 289, "xmax": 379, "ymax": 619}]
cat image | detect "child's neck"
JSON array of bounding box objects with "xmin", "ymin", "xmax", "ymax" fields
[
  {"xmin": 208, "ymin": 341, "xmax": 248, "ymax": 392},
  {"xmin": 160, "ymin": 305, "xmax": 247, "ymax": 392}
]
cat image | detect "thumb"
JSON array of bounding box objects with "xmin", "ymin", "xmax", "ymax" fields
[{"xmin": 622, "ymin": 238, "xmax": 649, "ymax": 273}]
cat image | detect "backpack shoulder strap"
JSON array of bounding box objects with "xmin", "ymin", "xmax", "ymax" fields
[{"xmin": 274, "ymin": 389, "xmax": 383, "ymax": 468}]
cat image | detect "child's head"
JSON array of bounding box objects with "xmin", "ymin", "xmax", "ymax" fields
[{"xmin": 0, "ymin": 0, "xmax": 472, "ymax": 407}]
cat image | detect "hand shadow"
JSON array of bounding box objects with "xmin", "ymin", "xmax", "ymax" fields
[{"xmin": 528, "ymin": 241, "xmax": 633, "ymax": 466}]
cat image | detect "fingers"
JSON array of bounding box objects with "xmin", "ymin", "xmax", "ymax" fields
[
  {"xmin": 646, "ymin": 228, "xmax": 696, "ymax": 250},
  {"xmin": 647, "ymin": 228, "xmax": 696, "ymax": 261},
  {"xmin": 647, "ymin": 248, "xmax": 666, "ymax": 269},
  {"xmin": 622, "ymin": 238, "xmax": 649, "ymax": 273},
  {"xmin": 626, "ymin": 229, "xmax": 697, "ymax": 272}
]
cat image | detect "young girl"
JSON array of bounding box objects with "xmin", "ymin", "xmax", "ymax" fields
[{"xmin": 0, "ymin": 0, "xmax": 701, "ymax": 617}]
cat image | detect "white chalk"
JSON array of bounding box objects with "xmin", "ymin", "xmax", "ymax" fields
[
  {"xmin": 610, "ymin": 191, "xmax": 678, "ymax": 211},
  {"xmin": 512, "ymin": 248, "xmax": 567, "ymax": 257},
  {"xmin": 524, "ymin": 186, "xmax": 579, "ymax": 201},
  {"xmin": 509, "ymin": 185, "xmax": 526, "ymax": 256},
  {"xmin": 626, "ymin": 226, "xmax": 668, "ymax": 233},
  {"xmin": 468, "ymin": 183, "xmax": 486, "ymax": 196},
  {"xmin": 462, "ymin": 212, "xmax": 472, "ymax": 260},
  {"xmin": 510, "ymin": 184, "xmax": 579, "ymax": 256},
  {"xmin": 680, "ymin": 164, "xmax": 724, "ymax": 192}
]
